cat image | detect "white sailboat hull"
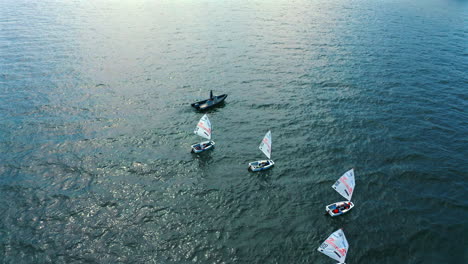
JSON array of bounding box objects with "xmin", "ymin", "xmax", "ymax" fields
[
  {"xmin": 326, "ymin": 201, "xmax": 354, "ymax": 217},
  {"xmin": 248, "ymin": 160, "xmax": 274, "ymax": 172},
  {"xmin": 191, "ymin": 140, "xmax": 215, "ymax": 153}
]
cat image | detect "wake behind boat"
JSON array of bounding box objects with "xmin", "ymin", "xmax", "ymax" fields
[
  {"xmin": 248, "ymin": 131, "xmax": 274, "ymax": 171},
  {"xmin": 191, "ymin": 114, "xmax": 215, "ymax": 153},
  {"xmin": 326, "ymin": 169, "xmax": 356, "ymax": 217},
  {"xmin": 191, "ymin": 90, "xmax": 227, "ymax": 111}
]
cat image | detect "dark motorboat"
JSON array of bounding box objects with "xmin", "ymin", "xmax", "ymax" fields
[{"xmin": 191, "ymin": 90, "xmax": 227, "ymax": 111}]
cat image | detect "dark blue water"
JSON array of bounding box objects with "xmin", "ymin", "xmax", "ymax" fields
[{"xmin": 1, "ymin": 0, "xmax": 467, "ymax": 263}]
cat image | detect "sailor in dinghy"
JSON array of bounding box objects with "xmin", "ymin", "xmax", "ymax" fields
[
  {"xmin": 191, "ymin": 114, "xmax": 215, "ymax": 153},
  {"xmin": 318, "ymin": 229, "xmax": 349, "ymax": 264},
  {"xmin": 326, "ymin": 169, "xmax": 356, "ymax": 217},
  {"xmin": 248, "ymin": 131, "xmax": 274, "ymax": 171}
]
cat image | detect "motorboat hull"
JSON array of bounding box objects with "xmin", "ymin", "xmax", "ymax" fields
[
  {"xmin": 248, "ymin": 160, "xmax": 274, "ymax": 172},
  {"xmin": 191, "ymin": 94, "xmax": 228, "ymax": 111},
  {"xmin": 326, "ymin": 201, "xmax": 354, "ymax": 217},
  {"xmin": 191, "ymin": 140, "xmax": 215, "ymax": 153}
]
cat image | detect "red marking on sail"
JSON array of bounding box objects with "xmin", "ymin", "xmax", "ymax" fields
[
  {"xmin": 326, "ymin": 238, "xmax": 347, "ymax": 257},
  {"xmin": 198, "ymin": 122, "xmax": 211, "ymax": 134},
  {"xmin": 262, "ymin": 138, "xmax": 271, "ymax": 153},
  {"xmin": 339, "ymin": 176, "xmax": 353, "ymax": 195}
]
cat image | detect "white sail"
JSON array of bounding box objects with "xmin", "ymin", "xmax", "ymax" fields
[
  {"xmin": 194, "ymin": 114, "xmax": 212, "ymax": 140},
  {"xmin": 332, "ymin": 169, "xmax": 355, "ymax": 201},
  {"xmin": 259, "ymin": 130, "xmax": 272, "ymax": 159},
  {"xmin": 318, "ymin": 229, "xmax": 349, "ymax": 263}
]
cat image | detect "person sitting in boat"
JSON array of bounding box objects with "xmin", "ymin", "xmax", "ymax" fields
[{"xmin": 332, "ymin": 208, "xmax": 340, "ymax": 214}]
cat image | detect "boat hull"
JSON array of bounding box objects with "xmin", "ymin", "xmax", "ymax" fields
[
  {"xmin": 191, "ymin": 94, "xmax": 228, "ymax": 111},
  {"xmin": 326, "ymin": 201, "xmax": 354, "ymax": 217},
  {"xmin": 248, "ymin": 160, "xmax": 274, "ymax": 172},
  {"xmin": 191, "ymin": 140, "xmax": 215, "ymax": 153}
]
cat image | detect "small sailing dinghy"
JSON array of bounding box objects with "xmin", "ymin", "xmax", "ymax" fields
[
  {"xmin": 191, "ymin": 114, "xmax": 215, "ymax": 153},
  {"xmin": 318, "ymin": 229, "xmax": 349, "ymax": 264},
  {"xmin": 248, "ymin": 131, "xmax": 274, "ymax": 171},
  {"xmin": 326, "ymin": 169, "xmax": 355, "ymax": 217}
]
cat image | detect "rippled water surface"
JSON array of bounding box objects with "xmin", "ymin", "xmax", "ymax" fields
[{"xmin": 1, "ymin": 0, "xmax": 467, "ymax": 263}]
